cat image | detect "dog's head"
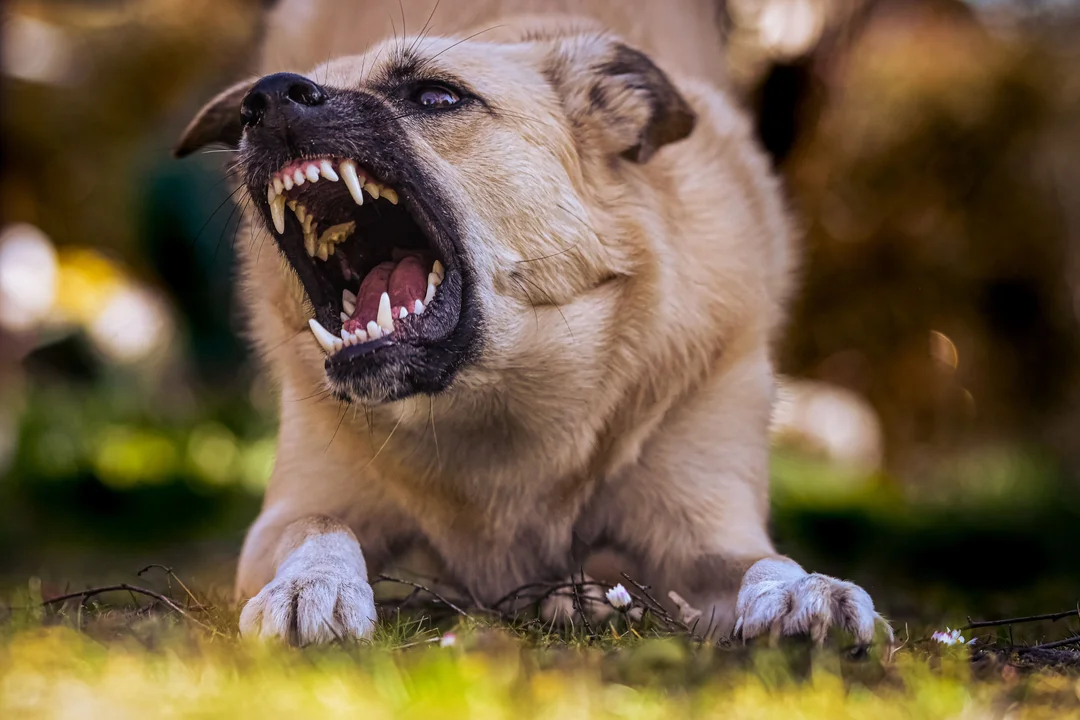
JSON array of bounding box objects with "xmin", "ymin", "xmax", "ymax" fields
[{"xmin": 177, "ymin": 28, "xmax": 695, "ymax": 404}]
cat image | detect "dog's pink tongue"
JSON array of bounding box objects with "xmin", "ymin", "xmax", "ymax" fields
[
  {"xmin": 388, "ymin": 256, "xmax": 427, "ymax": 311},
  {"xmin": 345, "ymin": 257, "xmax": 429, "ymax": 333}
]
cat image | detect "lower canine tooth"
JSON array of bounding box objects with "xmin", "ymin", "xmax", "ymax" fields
[
  {"xmin": 340, "ymin": 160, "xmax": 365, "ymax": 205},
  {"xmin": 377, "ymin": 292, "xmax": 393, "ymax": 331},
  {"xmin": 273, "ymin": 177, "xmax": 284, "ymax": 195},
  {"xmin": 428, "ymin": 272, "xmax": 441, "ymax": 288},
  {"xmin": 308, "ymin": 318, "xmax": 339, "ymax": 353},
  {"xmin": 433, "ymin": 260, "xmax": 445, "ymax": 280},
  {"xmin": 270, "ymin": 195, "xmax": 286, "ymax": 234}
]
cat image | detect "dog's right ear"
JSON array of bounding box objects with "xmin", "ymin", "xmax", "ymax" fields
[{"xmin": 173, "ymin": 79, "xmax": 253, "ymax": 158}]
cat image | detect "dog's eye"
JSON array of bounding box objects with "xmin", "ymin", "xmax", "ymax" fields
[{"xmin": 413, "ymin": 85, "xmax": 460, "ymax": 108}]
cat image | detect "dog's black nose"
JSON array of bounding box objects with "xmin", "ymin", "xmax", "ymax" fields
[{"xmin": 240, "ymin": 73, "xmax": 327, "ymax": 128}]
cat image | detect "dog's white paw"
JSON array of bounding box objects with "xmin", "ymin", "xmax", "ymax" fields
[
  {"xmin": 733, "ymin": 558, "xmax": 891, "ymax": 645},
  {"xmin": 239, "ymin": 530, "xmax": 377, "ymax": 645}
]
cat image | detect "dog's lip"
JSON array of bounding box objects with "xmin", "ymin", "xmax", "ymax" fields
[{"xmin": 254, "ymin": 153, "xmax": 464, "ymax": 361}]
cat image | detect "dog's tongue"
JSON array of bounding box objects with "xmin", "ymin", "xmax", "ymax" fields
[{"xmin": 348, "ymin": 256, "xmax": 428, "ymax": 331}]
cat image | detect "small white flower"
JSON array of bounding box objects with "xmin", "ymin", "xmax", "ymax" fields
[
  {"xmin": 439, "ymin": 632, "xmax": 456, "ymax": 647},
  {"xmin": 931, "ymin": 628, "xmax": 971, "ymax": 646},
  {"xmin": 606, "ymin": 583, "xmax": 632, "ymax": 610}
]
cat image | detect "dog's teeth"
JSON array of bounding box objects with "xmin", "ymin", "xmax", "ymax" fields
[
  {"xmin": 432, "ymin": 260, "xmax": 445, "ymax": 281},
  {"xmin": 355, "ymin": 328, "xmax": 368, "ymax": 343},
  {"xmin": 308, "ymin": 318, "xmax": 339, "ymax": 354},
  {"xmin": 283, "ymin": 174, "xmax": 294, "ymax": 191},
  {"xmin": 293, "ymin": 169, "xmax": 306, "ymax": 186},
  {"xmin": 382, "ymin": 188, "xmax": 399, "ymax": 205},
  {"xmin": 427, "ymin": 272, "xmax": 442, "ymax": 288},
  {"xmin": 316, "ymin": 242, "xmax": 329, "ymax": 261},
  {"xmin": 377, "ymin": 292, "xmax": 393, "ymax": 331},
  {"xmin": 326, "ymin": 242, "xmax": 336, "ymax": 256},
  {"xmin": 424, "ymin": 283, "xmax": 435, "ymax": 305},
  {"xmin": 364, "ymin": 182, "xmax": 380, "ymax": 200},
  {"xmin": 302, "ymin": 214, "xmax": 314, "ymax": 234},
  {"xmin": 339, "ymin": 160, "xmax": 365, "ymax": 206},
  {"xmin": 398, "ymin": 307, "xmax": 407, "ymax": 320},
  {"xmin": 342, "ymin": 295, "xmax": 356, "ymax": 316},
  {"xmin": 270, "ymin": 195, "xmax": 286, "ymax": 234},
  {"xmin": 319, "ymin": 160, "xmax": 339, "ymax": 182},
  {"xmin": 366, "ymin": 321, "xmax": 382, "ymax": 339},
  {"xmin": 317, "ymin": 222, "xmax": 356, "ymax": 247},
  {"xmin": 304, "ymin": 231, "xmax": 317, "ymax": 258},
  {"xmin": 343, "ymin": 289, "xmax": 357, "ymax": 306},
  {"xmin": 413, "ymin": 299, "xmax": 425, "ymax": 314},
  {"xmin": 267, "ymin": 184, "xmax": 277, "ymax": 204},
  {"xmin": 273, "ymin": 177, "xmax": 284, "ymax": 195},
  {"xmin": 340, "ymin": 327, "xmax": 354, "ymax": 345},
  {"xmin": 340, "ymin": 311, "xmax": 351, "ymax": 323},
  {"xmin": 305, "ymin": 165, "xmax": 320, "ymax": 182}
]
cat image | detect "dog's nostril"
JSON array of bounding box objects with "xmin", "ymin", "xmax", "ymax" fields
[
  {"xmin": 240, "ymin": 91, "xmax": 268, "ymax": 128},
  {"xmin": 286, "ymin": 80, "xmax": 325, "ymax": 107}
]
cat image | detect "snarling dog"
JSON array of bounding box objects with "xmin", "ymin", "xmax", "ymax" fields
[{"xmin": 176, "ymin": 1, "xmax": 890, "ymax": 646}]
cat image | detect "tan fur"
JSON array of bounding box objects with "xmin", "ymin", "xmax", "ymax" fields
[{"xmin": 189, "ymin": 0, "xmax": 886, "ymax": 643}]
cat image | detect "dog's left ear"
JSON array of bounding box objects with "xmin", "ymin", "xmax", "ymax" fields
[
  {"xmin": 173, "ymin": 79, "xmax": 253, "ymax": 158},
  {"xmin": 544, "ymin": 36, "xmax": 696, "ymax": 163}
]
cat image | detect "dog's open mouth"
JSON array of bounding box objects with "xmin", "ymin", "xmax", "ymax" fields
[{"xmin": 263, "ymin": 156, "xmax": 454, "ymax": 357}]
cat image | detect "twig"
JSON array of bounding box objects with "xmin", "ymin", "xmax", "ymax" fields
[
  {"xmin": 374, "ymin": 575, "xmax": 468, "ymax": 617},
  {"xmin": 571, "ymin": 568, "xmax": 595, "ymax": 638},
  {"xmin": 137, "ymin": 565, "xmax": 202, "ymax": 609},
  {"xmin": 41, "ymin": 584, "xmax": 223, "ymax": 636},
  {"xmin": 963, "ymin": 608, "xmax": 1079, "ymax": 631},
  {"xmin": 619, "ymin": 573, "xmax": 684, "ymax": 633},
  {"xmin": 1018, "ymin": 635, "xmax": 1080, "ymax": 652}
]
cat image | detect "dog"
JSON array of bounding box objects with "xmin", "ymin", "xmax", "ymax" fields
[{"xmin": 175, "ymin": 0, "xmax": 890, "ymax": 646}]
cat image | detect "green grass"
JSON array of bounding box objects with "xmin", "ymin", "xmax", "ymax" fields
[{"xmin": 2, "ymin": 582, "xmax": 1079, "ymax": 720}]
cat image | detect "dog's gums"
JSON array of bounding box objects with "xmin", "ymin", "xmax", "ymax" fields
[{"xmin": 264, "ymin": 155, "xmax": 450, "ymax": 356}]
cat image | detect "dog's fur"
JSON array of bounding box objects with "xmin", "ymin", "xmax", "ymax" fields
[{"xmin": 178, "ymin": 0, "xmax": 888, "ymax": 644}]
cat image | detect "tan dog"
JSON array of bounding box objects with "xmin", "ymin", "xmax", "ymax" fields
[{"xmin": 176, "ymin": 0, "xmax": 889, "ymax": 645}]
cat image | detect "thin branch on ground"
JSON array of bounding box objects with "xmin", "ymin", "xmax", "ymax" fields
[
  {"xmin": 374, "ymin": 575, "xmax": 468, "ymax": 617},
  {"xmin": 963, "ymin": 607, "xmax": 1080, "ymax": 631},
  {"xmin": 1018, "ymin": 635, "xmax": 1080, "ymax": 652},
  {"xmin": 41, "ymin": 584, "xmax": 224, "ymax": 637}
]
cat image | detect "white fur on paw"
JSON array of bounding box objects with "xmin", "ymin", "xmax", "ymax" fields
[
  {"xmin": 239, "ymin": 531, "xmax": 376, "ymax": 645},
  {"xmin": 734, "ymin": 559, "xmax": 891, "ymax": 645}
]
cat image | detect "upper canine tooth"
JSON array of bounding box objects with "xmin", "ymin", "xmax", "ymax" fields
[
  {"xmin": 270, "ymin": 195, "xmax": 286, "ymax": 234},
  {"xmin": 377, "ymin": 292, "xmax": 393, "ymax": 332},
  {"xmin": 293, "ymin": 169, "xmax": 306, "ymax": 186},
  {"xmin": 305, "ymin": 165, "xmax": 320, "ymax": 182},
  {"xmin": 427, "ymin": 271, "xmax": 442, "ymax": 288},
  {"xmin": 364, "ymin": 182, "xmax": 380, "ymax": 200},
  {"xmin": 308, "ymin": 318, "xmax": 339, "ymax": 354},
  {"xmin": 319, "ymin": 160, "xmax": 339, "ymax": 182},
  {"xmin": 432, "ymin": 260, "xmax": 445, "ymax": 280},
  {"xmin": 339, "ymin": 160, "xmax": 365, "ymax": 206},
  {"xmin": 343, "ymin": 288, "xmax": 357, "ymax": 306},
  {"xmin": 283, "ymin": 174, "xmax": 294, "ymax": 191},
  {"xmin": 382, "ymin": 188, "xmax": 399, "ymax": 205},
  {"xmin": 340, "ymin": 311, "xmax": 351, "ymax": 323}
]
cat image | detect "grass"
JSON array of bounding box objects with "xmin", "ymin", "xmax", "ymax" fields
[{"xmin": 2, "ymin": 577, "xmax": 1079, "ymax": 719}]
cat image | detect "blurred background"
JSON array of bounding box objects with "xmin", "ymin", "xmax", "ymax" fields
[{"xmin": 1, "ymin": 0, "xmax": 1078, "ymax": 622}]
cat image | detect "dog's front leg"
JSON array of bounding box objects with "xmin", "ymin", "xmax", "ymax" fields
[{"xmin": 237, "ymin": 514, "xmax": 377, "ymax": 645}]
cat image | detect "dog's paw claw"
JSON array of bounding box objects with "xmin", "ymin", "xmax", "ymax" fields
[
  {"xmin": 735, "ymin": 569, "xmax": 890, "ymax": 645},
  {"xmin": 239, "ymin": 569, "xmax": 376, "ymax": 646}
]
